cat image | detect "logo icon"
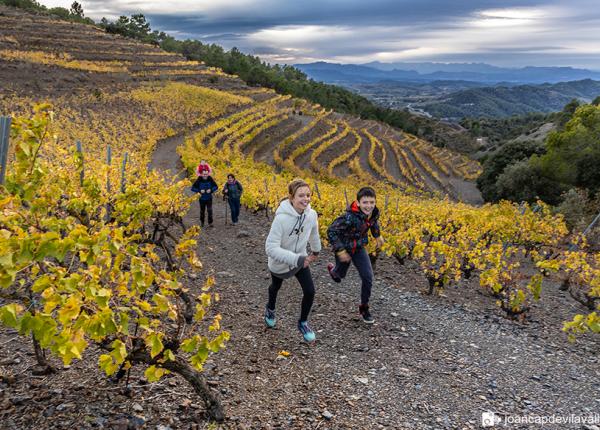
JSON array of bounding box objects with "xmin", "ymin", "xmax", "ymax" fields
[{"xmin": 482, "ymin": 411, "xmax": 501, "ymax": 427}]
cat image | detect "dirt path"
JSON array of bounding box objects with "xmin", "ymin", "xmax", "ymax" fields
[
  {"xmin": 448, "ymin": 177, "xmax": 485, "ymax": 205},
  {"xmin": 148, "ymin": 135, "xmax": 600, "ymax": 429},
  {"xmin": 151, "ymin": 134, "xmax": 188, "ymax": 179}
]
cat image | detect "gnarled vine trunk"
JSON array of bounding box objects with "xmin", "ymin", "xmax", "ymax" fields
[{"xmin": 130, "ymin": 351, "xmax": 224, "ymax": 422}]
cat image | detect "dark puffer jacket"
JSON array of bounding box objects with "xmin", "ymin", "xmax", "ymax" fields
[
  {"xmin": 327, "ymin": 201, "xmax": 381, "ymax": 254},
  {"xmin": 191, "ymin": 176, "xmax": 218, "ymax": 201},
  {"xmin": 223, "ymin": 180, "xmax": 243, "ymax": 200}
]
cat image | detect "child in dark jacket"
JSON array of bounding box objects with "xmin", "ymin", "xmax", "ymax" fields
[
  {"xmin": 222, "ymin": 173, "xmax": 243, "ymax": 224},
  {"xmin": 191, "ymin": 167, "xmax": 219, "ymax": 227},
  {"xmin": 326, "ymin": 187, "xmax": 384, "ymax": 323}
]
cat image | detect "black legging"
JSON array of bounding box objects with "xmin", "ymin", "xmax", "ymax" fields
[
  {"xmin": 267, "ymin": 266, "xmax": 315, "ymax": 322},
  {"xmin": 199, "ymin": 199, "xmax": 213, "ymax": 225}
]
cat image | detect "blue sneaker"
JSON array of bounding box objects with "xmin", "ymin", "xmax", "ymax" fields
[
  {"xmin": 264, "ymin": 307, "xmax": 276, "ymax": 328},
  {"xmin": 298, "ymin": 320, "xmax": 316, "ymax": 342}
]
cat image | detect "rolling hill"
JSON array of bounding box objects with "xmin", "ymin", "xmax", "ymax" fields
[{"xmin": 418, "ymin": 79, "xmax": 600, "ymax": 119}]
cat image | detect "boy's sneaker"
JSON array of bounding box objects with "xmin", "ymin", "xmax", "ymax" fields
[
  {"xmin": 359, "ymin": 304, "xmax": 375, "ymax": 324},
  {"xmin": 264, "ymin": 307, "xmax": 276, "ymax": 328},
  {"xmin": 327, "ymin": 263, "xmax": 341, "ymax": 283},
  {"xmin": 298, "ymin": 320, "xmax": 316, "ymax": 342}
]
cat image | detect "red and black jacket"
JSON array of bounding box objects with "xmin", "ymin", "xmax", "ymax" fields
[{"xmin": 326, "ymin": 201, "xmax": 381, "ymax": 254}]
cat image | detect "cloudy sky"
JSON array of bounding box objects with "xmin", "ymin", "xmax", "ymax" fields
[{"xmin": 43, "ymin": 0, "xmax": 600, "ymax": 69}]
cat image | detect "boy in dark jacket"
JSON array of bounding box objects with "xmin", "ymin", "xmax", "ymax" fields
[
  {"xmin": 191, "ymin": 167, "xmax": 219, "ymax": 227},
  {"xmin": 222, "ymin": 173, "xmax": 243, "ymax": 225},
  {"xmin": 326, "ymin": 187, "xmax": 384, "ymax": 323}
]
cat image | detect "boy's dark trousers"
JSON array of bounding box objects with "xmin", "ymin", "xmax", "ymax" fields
[
  {"xmin": 333, "ymin": 247, "xmax": 373, "ymax": 305},
  {"xmin": 199, "ymin": 199, "xmax": 213, "ymax": 225},
  {"xmin": 228, "ymin": 197, "xmax": 241, "ymax": 223}
]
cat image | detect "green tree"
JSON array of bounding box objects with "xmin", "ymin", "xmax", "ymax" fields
[
  {"xmin": 555, "ymin": 98, "xmax": 581, "ymax": 128},
  {"xmin": 101, "ymin": 14, "xmax": 154, "ymax": 41},
  {"xmin": 69, "ymin": 1, "xmax": 83, "ymax": 17},
  {"xmin": 556, "ymin": 188, "xmax": 591, "ymax": 230},
  {"xmin": 128, "ymin": 13, "xmax": 151, "ymax": 39},
  {"xmin": 48, "ymin": 6, "xmax": 70, "ymax": 19},
  {"xmin": 477, "ymin": 140, "xmax": 545, "ymax": 202},
  {"xmin": 0, "ymin": 0, "xmax": 44, "ymax": 10},
  {"xmin": 542, "ymin": 104, "xmax": 600, "ymax": 194},
  {"xmin": 495, "ymin": 158, "xmax": 565, "ymax": 205},
  {"xmin": 576, "ymin": 150, "xmax": 600, "ymax": 195}
]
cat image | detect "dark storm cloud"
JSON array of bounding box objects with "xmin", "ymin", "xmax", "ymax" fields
[
  {"xmin": 47, "ymin": 0, "xmax": 600, "ymax": 68},
  {"xmin": 79, "ymin": 0, "xmax": 541, "ymax": 35}
]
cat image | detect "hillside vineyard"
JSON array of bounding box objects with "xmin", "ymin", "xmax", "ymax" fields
[{"xmin": 1, "ymin": 4, "xmax": 600, "ymax": 429}]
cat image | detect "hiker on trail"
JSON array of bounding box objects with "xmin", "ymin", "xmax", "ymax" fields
[
  {"xmin": 326, "ymin": 186, "xmax": 384, "ymax": 324},
  {"xmin": 191, "ymin": 167, "xmax": 218, "ymax": 227},
  {"xmin": 264, "ymin": 179, "xmax": 322, "ymax": 342},
  {"xmin": 222, "ymin": 173, "xmax": 243, "ymax": 225},
  {"xmin": 195, "ymin": 160, "xmax": 213, "ymax": 176}
]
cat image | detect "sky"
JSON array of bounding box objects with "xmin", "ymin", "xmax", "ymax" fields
[{"xmin": 42, "ymin": 0, "xmax": 600, "ymax": 69}]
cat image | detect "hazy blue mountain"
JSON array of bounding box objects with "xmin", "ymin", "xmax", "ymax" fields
[
  {"xmin": 363, "ymin": 61, "xmax": 507, "ymax": 74},
  {"xmin": 423, "ymin": 67, "xmax": 600, "ymax": 84},
  {"xmin": 295, "ymin": 61, "xmax": 600, "ymax": 84},
  {"xmin": 296, "ymin": 61, "xmax": 420, "ymax": 83}
]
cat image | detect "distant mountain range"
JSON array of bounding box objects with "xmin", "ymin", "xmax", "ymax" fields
[
  {"xmin": 295, "ymin": 61, "xmax": 600, "ymax": 85},
  {"xmin": 364, "ymin": 62, "xmax": 512, "ymax": 74},
  {"xmin": 294, "ymin": 61, "xmax": 600, "ymax": 119}
]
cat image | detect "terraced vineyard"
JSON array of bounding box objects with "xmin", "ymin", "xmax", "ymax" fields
[
  {"xmin": 0, "ymin": 7, "xmax": 248, "ymax": 100},
  {"xmin": 190, "ymin": 100, "xmax": 483, "ymax": 203}
]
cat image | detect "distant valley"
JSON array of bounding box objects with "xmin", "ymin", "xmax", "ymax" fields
[
  {"xmin": 347, "ymin": 79, "xmax": 600, "ymax": 119},
  {"xmin": 295, "ymin": 62, "xmax": 600, "ymax": 119}
]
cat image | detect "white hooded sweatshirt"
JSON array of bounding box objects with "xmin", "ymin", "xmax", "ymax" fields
[{"xmin": 265, "ymin": 199, "xmax": 322, "ymax": 277}]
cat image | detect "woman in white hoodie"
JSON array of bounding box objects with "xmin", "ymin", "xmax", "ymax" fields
[{"xmin": 264, "ymin": 179, "xmax": 322, "ymax": 342}]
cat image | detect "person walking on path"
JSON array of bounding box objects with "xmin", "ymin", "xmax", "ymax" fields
[
  {"xmin": 222, "ymin": 173, "xmax": 243, "ymax": 225},
  {"xmin": 326, "ymin": 186, "xmax": 384, "ymax": 324},
  {"xmin": 264, "ymin": 179, "xmax": 322, "ymax": 342},
  {"xmin": 191, "ymin": 167, "xmax": 218, "ymax": 227}
]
